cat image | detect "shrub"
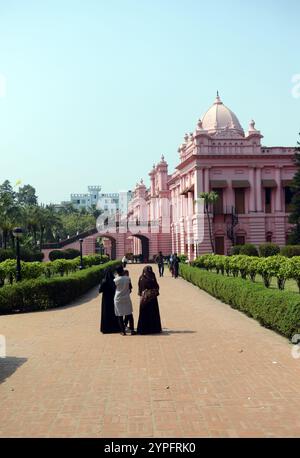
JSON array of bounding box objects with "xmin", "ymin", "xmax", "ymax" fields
[
  {"xmin": 21, "ymin": 261, "xmax": 45, "ymax": 280},
  {"xmin": 20, "ymin": 248, "xmax": 44, "ymax": 262},
  {"xmin": 230, "ymin": 245, "xmax": 242, "ymax": 255},
  {"xmin": 259, "ymin": 243, "xmax": 280, "ymax": 257},
  {"xmin": 0, "ymin": 260, "xmax": 120, "ymax": 315},
  {"xmin": 281, "ymin": 246, "xmax": 300, "ymax": 258},
  {"xmin": 178, "ymin": 254, "xmax": 188, "ymax": 263},
  {"xmin": 256, "ymin": 255, "xmax": 289, "ymax": 289},
  {"xmin": 82, "ymin": 254, "xmax": 109, "ymax": 267},
  {"xmin": 0, "ymin": 248, "xmax": 15, "ymax": 262},
  {"xmin": 239, "ymin": 244, "xmax": 259, "ymax": 257},
  {"xmin": 49, "ymin": 250, "xmax": 66, "ymax": 261},
  {"xmin": 180, "ymin": 264, "xmax": 300, "ymax": 339},
  {"xmin": 64, "ymin": 248, "xmax": 81, "ymax": 259},
  {"xmin": 0, "ymin": 247, "xmax": 44, "ymax": 262}
]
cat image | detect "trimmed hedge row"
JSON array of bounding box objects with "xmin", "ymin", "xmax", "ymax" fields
[
  {"xmin": 180, "ymin": 263, "xmax": 300, "ymax": 339},
  {"xmin": 0, "ymin": 248, "xmax": 44, "ymax": 262},
  {"xmin": 192, "ymin": 254, "xmax": 300, "ymax": 291},
  {"xmin": 230, "ymin": 243, "xmax": 300, "ymax": 258},
  {"xmin": 49, "ymin": 248, "xmax": 81, "ymax": 261},
  {"xmin": 0, "ymin": 254, "xmax": 110, "ymax": 285},
  {"xmin": 0, "ymin": 260, "xmax": 120, "ymax": 315}
]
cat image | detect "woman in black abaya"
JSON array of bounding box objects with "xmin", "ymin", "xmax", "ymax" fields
[
  {"xmin": 137, "ymin": 266, "xmax": 162, "ymax": 335},
  {"xmin": 99, "ymin": 268, "xmax": 120, "ymax": 333}
]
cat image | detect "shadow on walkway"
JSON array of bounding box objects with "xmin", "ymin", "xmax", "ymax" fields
[
  {"xmin": 44, "ymin": 286, "xmax": 100, "ymax": 314},
  {"xmin": 0, "ymin": 357, "xmax": 27, "ymax": 384},
  {"xmin": 162, "ymin": 329, "xmax": 197, "ymax": 335},
  {"xmin": 139, "ymin": 329, "xmax": 196, "ymax": 336}
]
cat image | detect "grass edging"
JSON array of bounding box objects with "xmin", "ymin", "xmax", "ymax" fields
[
  {"xmin": 180, "ymin": 263, "xmax": 300, "ymax": 339},
  {"xmin": 0, "ymin": 260, "xmax": 121, "ymax": 315}
]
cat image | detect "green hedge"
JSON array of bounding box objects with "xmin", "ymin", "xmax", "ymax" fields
[
  {"xmin": 0, "ymin": 248, "xmax": 44, "ymax": 262},
  {"xmin": 180, "ymin": 264, "xmax": 300, "ymax": 339},
  {"xmin": 0, "ymin": 254, "xmax": 110, "ymax": 285},
  {"xmin": 258, "ymin": 243, "xmax": 280, "ymax": 257},
  {"xmin": 49, "ymin": 249, "xmax": 82, "ymax": 261},
  {"xmin": 192, "ymin": 254, "xmax": 300, "ymax": 291},
  {"xmin": 0, "ymin": 260, "xmax": 120, "ymax": 315},
  {"xmin": 280, "ymin": 246, "xmax": 300, "ymax": 258}
]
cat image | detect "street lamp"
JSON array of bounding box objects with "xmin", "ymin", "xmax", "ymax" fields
[
  {"xmin": 79, "ymin": 239, "xmax": 84, "ymax": 270},
  {"xmin": 13, "ymin": 227, "xmax": 23, "ymax": 282}
]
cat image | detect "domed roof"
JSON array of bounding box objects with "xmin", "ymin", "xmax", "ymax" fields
[{"xmin": 201, "ymin": 93, "xmax": 244, "ymax": 136}]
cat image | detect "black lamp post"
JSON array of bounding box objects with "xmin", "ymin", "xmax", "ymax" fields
[
  {"xmin": 79, "ymin": 239, "xmax": 84, "ymax": 270},
  {"xmin": 13, "ymin": 227, "xmax": 23, "ymax": 282}
]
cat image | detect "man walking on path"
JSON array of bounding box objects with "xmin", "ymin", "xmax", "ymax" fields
[{"xmin": 156, "ymin": 251, "xmax": 164, "ymax": 277}]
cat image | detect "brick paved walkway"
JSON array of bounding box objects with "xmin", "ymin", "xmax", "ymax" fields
[{"xmin": 1, "ymin": 264, "xmax": 300, "ymax": 437}]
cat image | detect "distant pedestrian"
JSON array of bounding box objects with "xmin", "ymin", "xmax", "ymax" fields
[
  {"xmin": 169, "ymin": 254, "xmax": 174, "ymax": 277},
  {"xmin": 122, "ymin": 255, "xmax": 128, "ymax": 268},
  {"xmin": 172, "ymin": 253, "xmax": 180, "ymax": 279},
  {"xmin": 156, "ymin": 251, "xmax": 164, "ymax": 277},
  {"xmin": 114, "ymin": 265, "xmax": 136, "ymax": 335}
]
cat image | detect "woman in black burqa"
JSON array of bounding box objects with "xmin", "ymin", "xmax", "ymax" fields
[
  {"xmin": 137, "ymin": 265, "xmax": 162, "ymax": 335},
  {"xmin": 99, "ymin": 268, "xmax": 120, "ymax": 333}
]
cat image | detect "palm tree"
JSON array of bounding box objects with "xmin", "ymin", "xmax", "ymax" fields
[
  {"xmin": 24, "ymin": 206, "xmax": 39, "ymax": 247},
  {"xmin": 0, "ymin": 193, "xmax": 21, "ymax": 249},
  {"xmin": 198, "ymin": 191, "xmax": 219, "ymax": 253}
]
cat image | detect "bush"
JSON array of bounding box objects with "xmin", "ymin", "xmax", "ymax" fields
[
  {"xmin": 0, "ymin": 247, "xmax": 44, "ymax": 262},
  {"xmin": 230, "ymin": 245, "xmax": 242, "ymax": 255},
  {"xmin": 178, "ymin": 254, "xmax": 188, "ymax": 263},
  {"xmin": 0, "ymin": 248, "xmax": 15, "ymax": 262},
  {"xmin": 180, "ymin": 264, "xmax": 300, "ymax": 339},
  {"xmin": 281, "ymin": 245, "xmax": 300, "ymax": 258},
  {"xmin": 259, "ymin": 243, "xmax": 280, "ymax": 257},
  {"xmin": 64, "ymin": 248, "xmax": 81, "ymax": 259},
  {"xmin": 20, "ymin": 248, "xmax": 44, "ymax": 262},
  {"xmin": 49, "ymin": 250, "xmax": 66, "ymax": 261},
  {"xmin": 239, "ymin": 244, "xmax": 259, "ymax": 257},
  {"xmin": 0, "ymin": 260, "xmax": 120, "ymax": 315},
  {"xmin": 0, "ymin": 254, "xmax": 110, "ymax": 285}
]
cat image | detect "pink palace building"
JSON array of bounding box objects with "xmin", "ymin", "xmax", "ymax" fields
[
  {"xmin": 126, "ymin": 93, "xmax": 296, "ymax": 259},
  {"xmin": 42, "ymin": 94, "xmax": 296, "ymax": 261}
]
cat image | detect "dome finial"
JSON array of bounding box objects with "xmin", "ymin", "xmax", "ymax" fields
[{"xmin": 214, "ymin": 91, "xmax": 222, "ymax": 105}]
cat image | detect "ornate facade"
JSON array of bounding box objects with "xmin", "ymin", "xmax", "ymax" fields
[{"xmin": 128, "ymin": 94, "xmax": 296, "ymax": 259}]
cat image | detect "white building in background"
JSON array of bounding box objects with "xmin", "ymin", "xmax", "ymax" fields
[
  {"xmin": 70, "ymin": 185, "xmax": 133, "ymax": 214},
  {"xmin": 71, "ymin": 186, "xmax": 102, "ymax": 209}
]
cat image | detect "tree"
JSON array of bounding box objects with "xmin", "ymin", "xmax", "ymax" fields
[
  {"xmin": 0, "ymin": 180, "xmax": 20, "ymax": 248},
  {"xmin": 17, "ymin": 184, "xmax": 38, "ymax": 206},
  {"xmin": 198, "ymin": 191, "xmax": 219, "ymax": 253},
  {"xmin": 24, "ymin": 205, "xmax": 40, "ymax": 246},
  {"xmin": 288, "ymin": 133, "xmax": 300, "ymax": 243}
]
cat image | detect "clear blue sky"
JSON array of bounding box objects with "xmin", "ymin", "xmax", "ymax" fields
[{"xmin": 0, "ymin": 0, "xmax": 299, "ymax": 204}]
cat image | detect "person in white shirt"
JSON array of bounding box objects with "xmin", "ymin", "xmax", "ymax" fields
[{"xmin": 114, "ymin": 265, "xmax": 136, "ymax": 335}]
